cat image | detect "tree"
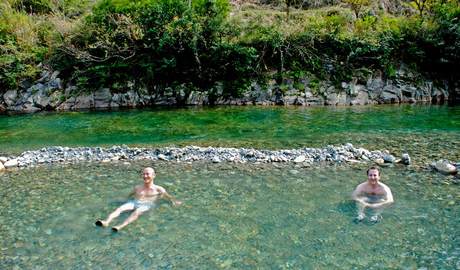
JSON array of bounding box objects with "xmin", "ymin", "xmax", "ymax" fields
[
  {"xmin": 342, "ymin": 0, "xmax": 371, "ymax": 18},
  {"xmin": 408, "ymin": 0, "xmax": 435, "ymax": 17}
]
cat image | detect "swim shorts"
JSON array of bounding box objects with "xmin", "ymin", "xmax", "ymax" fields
[{"xmin": 123, "ymin": 200, "xmax": 155, "ymax": 212}]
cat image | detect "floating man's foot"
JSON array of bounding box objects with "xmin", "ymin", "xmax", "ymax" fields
[
  {"xmin": 112, "ymin": 226, "xmax": 120, "ymax": 232},
  {"xmin": 95, "ymin": 220, "xmax": 108, "ymax": 227},
  {"xmin": 370, "ymin": 215, "xmax": 382, "ymax": 223},
  {"xmin": 355, "ymin": 213, "xmax": 365, "ymax": 222}
]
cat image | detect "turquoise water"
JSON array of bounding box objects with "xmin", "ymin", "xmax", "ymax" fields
[
  {"xmin": 0, "ymin": 162, "xmax": 458, "ymax": 269},
  {"xmin": 1, "ymin": 105, "xmax": 459, "ymax": 268},
  {"xmin": 1, "ymin": 105, "xmax": 460, "ymax": 164}
]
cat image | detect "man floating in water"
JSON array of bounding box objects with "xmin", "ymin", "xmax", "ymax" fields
[
  {"xmin": 96, "ymin": 167, "xmax": 182, "ymax": 232},
  {"xmin": 352, "ymin": 166, "xmax": 394, "ymax": 222}
]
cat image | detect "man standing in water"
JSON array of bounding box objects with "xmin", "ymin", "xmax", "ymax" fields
[
  {"xmin": 352, "ymin": 166, "xmax": 394, "ymax": 222},
  {"xmin": 96, "ymin": 167, "xmax": 182, "ymax": 232}
]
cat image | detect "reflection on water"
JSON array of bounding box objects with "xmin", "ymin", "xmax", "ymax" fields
[{"xmin": 1, "ymin": 161, "xmax": 458, "ymax": 269}]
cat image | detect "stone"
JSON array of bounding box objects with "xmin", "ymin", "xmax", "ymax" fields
[
  {"xmin": 50, "ymin": 71, "xmax": 60, "ymax": 80},
  {"xmin": 350, "ymin": 90, "xmax": 369, "ymax": 105},
  {"xmin": 3, "ymin": 90, "xmax": 18, "ymax": 106},
  {"xmin": 380, "ymin": 91, "xmax": 399, "ymax": 104},
  {"xmin": 432, "ymin": 160, "xmax": 457, "ymax": 175},
  {"xmin": 293, "ymin": 155, "xmax": 306, "ymax": 163},
  {"xmin": 158, "ymin": 154, "xmax": 168, "ymax": 161},
  {"xmin": 0, "ymin": 162, "xmax": 4, "ymax": 171},
  {"xmin": 56, "ymin": 97, "xmax": 76, "ymax": 111},
  {"xmin": 73, "ymin": 95, "xmax": 94, "ymax": 110},
  {"xmin": 32, "ymin": 90, "xmax": 51, "ymax": 109},
  {"xmin": 0, "ymin": 157, "xmax": 8, "ymax": 163},
  {"xmin": 212, "ymin": 156, "xmax": 221, "ymax": 163},
  {"xmin": 399, "ymin": 153, "xmax": 411, "ymax": 165},
  {"xmin": 383, "ymin": 154, "xmax": 396, "ymax": 163},
  {"xmin": 374, "ymin": 158, "xmax": 385, "ymax": 165},
  {"xmin": 4, "ymin": 159, "xmax": 19, "ymax": 168},
  {"xmin": 94, "ymin": 88, "xmax": 112, "ymax": 108}
]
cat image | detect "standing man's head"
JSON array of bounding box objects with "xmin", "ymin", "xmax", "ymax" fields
[
  {"xmin": 366, "ymin": 166, "xmax": 380, "ymax": 186},
  {"xmin": 143, "ymin": 167, "xmax": 156, "ymax": 184}
]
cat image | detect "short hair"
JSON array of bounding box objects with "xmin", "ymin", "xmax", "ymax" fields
[
  {"xmin": 367, "ymin": 166, "xmax": 380, "ymax": 176},
  {"xmin": 144, "ymin": 167, "xmax": 155, "ymax": 174}
]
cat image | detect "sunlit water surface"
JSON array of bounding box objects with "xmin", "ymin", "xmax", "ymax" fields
[{"xmin": 1, "ymin": 162, "xmax": 458, "ymax": 269}]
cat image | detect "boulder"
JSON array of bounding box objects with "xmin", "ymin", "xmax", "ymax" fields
[
  {"xmin": 56, "ymin": 97, "xmax": 76, "ymax": 111},
  {"xmin": 94, "ymin": 88, "xmax": 112, "ymax": 108},
  {"xmin": 73, "ymin": 94, "xmax": 94, "ymax": 110},
  {"xmin": 32, "ymin": 89, "xmax": 52, "ymax": 109},
  {"xmin": 284, "ymin": 95, "xmax": 298, "ymax": 105},
  {"xmin": 0, "ymin": 157, "xmax": 7, "ymax": 163},
  {"xmin": 3, "ymin": 90, "xmax": 18, "ymax": 106},
  {"xmin": 380, "ymin": 91, "xmax": 399, "ymax": 104},
  {"xmin": 0, "ymin": 162, "xmax": 4, "ymax": 171},
  {"xmin": 350, "ymin": 90, "xmax": 370, "ymax": 105}
]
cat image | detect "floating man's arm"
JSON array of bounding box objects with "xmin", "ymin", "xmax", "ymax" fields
[{"xmin": 159, "ymin": 187, "xmax": 182, "ymax": 206}]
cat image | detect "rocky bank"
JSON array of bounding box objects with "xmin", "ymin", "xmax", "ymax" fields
[{"xmin": 0, "ymin": 66, "xmax": 455, "ymax": 114}]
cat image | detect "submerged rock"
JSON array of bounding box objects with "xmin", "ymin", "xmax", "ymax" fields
[{"xmin": 431, "ymin": 160, "xmax": 458, "ymax": 175}]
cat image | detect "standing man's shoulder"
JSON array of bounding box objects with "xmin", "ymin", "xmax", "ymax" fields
[
  {"xmin": 355, "ymin": 182, "xmax": 368, "ymax": 192},
  {"xmin": 379, "ymin": 182, "xmax": 392, "ymax": 192}
]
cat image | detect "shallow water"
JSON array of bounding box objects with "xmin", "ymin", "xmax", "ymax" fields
[
  {"xmin": 1, "ymin": 162, "xmax": 458, "ymax": 269},
  {"xmin": 1, "ymin": 105, "xmax": 459, "ymax": 165}
]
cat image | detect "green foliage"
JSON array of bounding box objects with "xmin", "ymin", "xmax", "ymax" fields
[
  {"xmin": 57, "ymin": 0, "xmax": 255, "ymax": 100},
  {"xmin": 11, "ymin": 0, "xmax": 53, "ymax": 14},
  {"xmin": 342, "ymin": 0, "xmax": 371, "ymax": 18},
  {"xmin": 1, "ymin": 0, "xmax": 459, "ymax": 99}
]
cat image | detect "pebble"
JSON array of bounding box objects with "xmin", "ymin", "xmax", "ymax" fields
[
  {"xmin": 293, "ymin": 155, "xmax": 306, "ymax": 163},
  {"xmin": 4, "ymin": 159, "xmax": 19, "ymax": 168},
  {"xmin": 0, "ymin": 144, "xmax": 430, "ymax": 170}
]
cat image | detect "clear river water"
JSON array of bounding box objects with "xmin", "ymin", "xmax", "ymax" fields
[{"xmin": 0, "ymin": 105, "xmax": 459, "ymax": 269}]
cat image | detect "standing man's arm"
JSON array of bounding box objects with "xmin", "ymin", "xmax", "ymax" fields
[
  {"xmin": 352, "ymin": 184, "xmax": 370, "ymax": 206},
  {"xmin": 367, "ymin": 185, "xmax": 394, "ymax": 209}
]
